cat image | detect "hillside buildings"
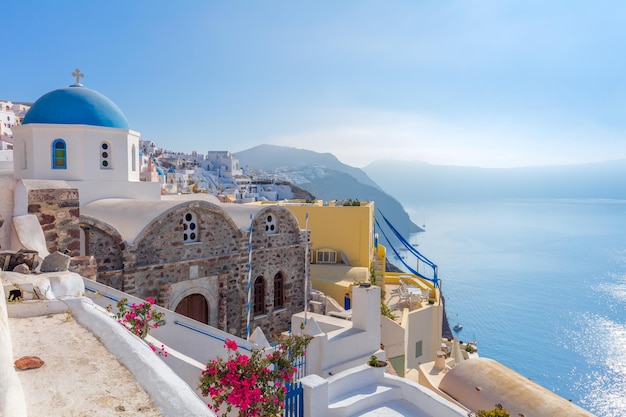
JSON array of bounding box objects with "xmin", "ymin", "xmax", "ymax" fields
[
  {"xmin": 132, "ymin": 137, "xmax": 295, "ymax": 203},
  {"xmin": 0, "ymin": 99, "xmax": 29, "ymax": 170},
  {"xmin": 0, "ymin": 99, "xmax": 29, "ymax": 139}
]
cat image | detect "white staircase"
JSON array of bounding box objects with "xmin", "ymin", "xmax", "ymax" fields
[
  {"xmin": 328, "ymin": 382, "xmax": 402, "ymax": 417},
  {"xmin": 301, "ymin": 361, "xmax": 467, "ymax": 417}
]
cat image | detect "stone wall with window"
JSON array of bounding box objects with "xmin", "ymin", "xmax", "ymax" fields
[{"xmin": 82, "ymin": 203, "xmax": 306, "ymax": 340}]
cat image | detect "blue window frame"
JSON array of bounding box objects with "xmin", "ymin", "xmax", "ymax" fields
[{"xmin": 52, "ymin": 139, "xmax": 67, "ymax": 169}]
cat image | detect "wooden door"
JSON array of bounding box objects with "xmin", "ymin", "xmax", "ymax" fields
[{"xmin": 175, "ymin": 294, "xmax": 208, "ymax": 324}]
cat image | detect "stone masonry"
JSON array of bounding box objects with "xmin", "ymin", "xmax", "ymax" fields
[
  {"xmin": 82, "ymin": 202, "xmax": 306, "ymax": 340},
  {"xmin": 26, "ymin": 186, "xmax": 80, "ymax": 257}
]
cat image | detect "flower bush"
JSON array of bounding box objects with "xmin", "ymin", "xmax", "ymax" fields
[
  {"xmin": 150, "ymin": 343, "xmax": 169, "ymax": 358},
  {"xmin": 198, "ymin": 334, "xmax": 312, "ymax": 417},
  {"xmin": 114, "ymin": 297, "xmax": 164, "ymax": 339},
  {"xmin": 113, "ymin": 297, "xmax": 167, "ymax": 356}
]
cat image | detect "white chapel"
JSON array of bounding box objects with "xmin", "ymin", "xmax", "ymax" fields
[{"xmin": 11, "ymin": 69, "xmax": 160, "ymax": 205}]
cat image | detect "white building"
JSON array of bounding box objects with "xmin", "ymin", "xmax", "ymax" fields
[
  {"xmin": 204, "ymin": 150, "xmax": 242, "ymax": 178},
  {"xmin": 0, "ymin": 101, "xmax": 20, "ymax": 138},
  {"xmin": 11, "ymin": 79, "xmax": 160, "ymax": 204}
]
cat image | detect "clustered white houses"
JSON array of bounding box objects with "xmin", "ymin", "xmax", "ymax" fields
[
  {"xmin": 0, "ymin": 99, "xmax": 29, "ymax": 138},
  {"xmin": 0, "ymin": 99, "xmax": 29, "ymax": 170},
  {"xmin": 0, "ymin": 73, "xmax": 596, "ymax": 417}
]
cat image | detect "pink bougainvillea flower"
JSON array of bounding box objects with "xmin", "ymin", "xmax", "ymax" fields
[
  {"xmin": 225, "ymin": 339, "xmax": 238, "ymax": 351},
  {"xmin": 199, "ymin": 334, "xmax": 311, "ymax": 417}
]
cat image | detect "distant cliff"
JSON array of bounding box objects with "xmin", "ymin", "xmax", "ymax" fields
[{"xmin": 235, "ymin": 144, "xmax": 422, "ymax": 237}]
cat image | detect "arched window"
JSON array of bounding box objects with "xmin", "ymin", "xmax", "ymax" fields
[
  {"xmin": 273, "ymin": 272, "xmax": 284, "ymax": 309},
  {"xmin": 131, "ymin": 144, "xmax": 137, "ymax": 171},
  {"xmin": 52, "ymin": 139, "xmax": 67, "ymax": 169},
  {"xmin": 100, "ymin": 141, "xmax": 112, "ymax": 169},
  {"xmin": 22, "ymin": 141, "xmax": 27, "ymax": 169},
  {"xmin": 183, "ymin": 212, "xmax": 199, "ymax": 243},
  {"xmin": 254, "ymin": 276, "xmax": 265, "ymax": 316}
]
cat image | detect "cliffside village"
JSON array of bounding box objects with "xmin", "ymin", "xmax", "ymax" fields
[{"xmin": 0, "ymin": 75, "xmax": 595, "ymax": 417}]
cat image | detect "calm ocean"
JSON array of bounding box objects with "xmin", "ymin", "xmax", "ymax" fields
[{"xmin": 400, "ymin": 199, "xmax": 626, "ymax": 417}]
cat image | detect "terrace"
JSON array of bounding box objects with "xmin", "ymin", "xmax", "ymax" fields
[{"xmin": 383, "ymin": 273, "xmax": 439, "ymax": 320}]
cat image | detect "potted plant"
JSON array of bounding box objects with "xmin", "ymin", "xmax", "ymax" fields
[
  {"xmin": 367, "ymin": 355, "xmax": 387, "ymax": 368},
  {"xmin": 367, "ymin": 355, "xmax": 388, "ymax": 378}
]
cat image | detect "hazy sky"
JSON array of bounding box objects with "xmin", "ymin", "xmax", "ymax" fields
[{"xmin": 4, "ymin": 1, "xmax": 626, "ymax": 168}]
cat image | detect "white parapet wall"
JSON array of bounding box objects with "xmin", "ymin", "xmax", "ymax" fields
[
  {"xmin": 83, "ymin": 278, "xmax": 264, "ymax": 403},
  {"xmin": 292, "ymin": 284, "xmax": 385, "ymax": 377},
  {"xmin": 301, "ymin": 364, "xmax": 467, "ymax": 417},
  {"xmin": 1, "ymin": 269, "xmax": 217, "ymax": 417},
  {"xmin": 66, "ymin": 297, "xmax": 214, "ymax": 417},
  {"xmin": 0, "ymin": 275, "xmax": 28, "ymax": 417}
]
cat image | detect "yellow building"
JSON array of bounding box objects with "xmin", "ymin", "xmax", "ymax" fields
[
  {"xmin": 255, "ymin": 198, "xmax": 444, "ymax": 378},
  {"xmin": 274, "ymin": 200, "xmax": 378, "ymax": 304}
]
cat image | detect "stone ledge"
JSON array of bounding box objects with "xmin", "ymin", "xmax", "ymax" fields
[{"xmin": 2, "ymin": 271, "xmax": 86, "ymax": 302}]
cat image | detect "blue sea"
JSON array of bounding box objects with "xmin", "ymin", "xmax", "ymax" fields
[{"xmin": 401, "ymin": 199, "xmax": 626, "ymax": 417}]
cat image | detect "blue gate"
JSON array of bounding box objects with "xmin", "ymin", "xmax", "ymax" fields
[
  {"xmin": 284, "ymin": 380, "xmax": 304, "ymax": 417},
  {"xmin": 282, "ymin": 354, "xmax": 305, "ymax": 417}
]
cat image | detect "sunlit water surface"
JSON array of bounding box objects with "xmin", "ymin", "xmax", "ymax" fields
[{"xmin": 400, "ymin": 199, "xmax": 626, "ymax": 417}]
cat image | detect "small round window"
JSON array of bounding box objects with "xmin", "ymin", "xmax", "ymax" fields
[
  {"xmin": 100, "ymin": 141, "xmax": 111, "ymax": 169},
  {"xmin": 183, "ymin": 212, "xmax": 199, "ymax": 243},
  {"xmin": 264, "ymin": 214, "xmax": 277, "ymax": 235}
]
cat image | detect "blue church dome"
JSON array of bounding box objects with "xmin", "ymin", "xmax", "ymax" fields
[{"xmin": 22, "ymin": 84, "xmax": 130, "ymax": 129}]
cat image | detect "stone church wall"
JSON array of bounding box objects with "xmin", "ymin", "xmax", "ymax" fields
[
  {"xmin": 224, "ymin": 208, "xmax": 306, "ymax": 338},
  {"xmin": 27, "ymin": 186, "xmax": 80, "ymax": 256},
  {"xmin": 82, "ymin": 221, "xmax": 124, "ymax": 272},
  {"xmin": 81, "ymin": 219, "xmax": 125, "ymax": 289},
  {"xmin": 238, "ymin": 243, "xmax": 307, "ymax": 338},
  {"xmin": 82, "ymin": 204, "xmax": 307, "ymax": 340},
  {"xmin": 132, "ymin": 206, "xmax": 240, "ymax": 265}
]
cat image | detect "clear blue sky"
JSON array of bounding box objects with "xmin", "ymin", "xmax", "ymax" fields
[{"xmin": 5, "ymin": 1, "xmax": 626, "ymax": 168}]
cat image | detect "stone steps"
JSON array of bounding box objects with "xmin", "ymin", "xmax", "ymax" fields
[{"xmin": 372, "ymin": 255, "xmax": 384, "ymax": 287}]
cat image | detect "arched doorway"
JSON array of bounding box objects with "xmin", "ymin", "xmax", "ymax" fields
[{"xmin": 175, "ymin": 293, "xmax": 208, "ymax": 324}]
